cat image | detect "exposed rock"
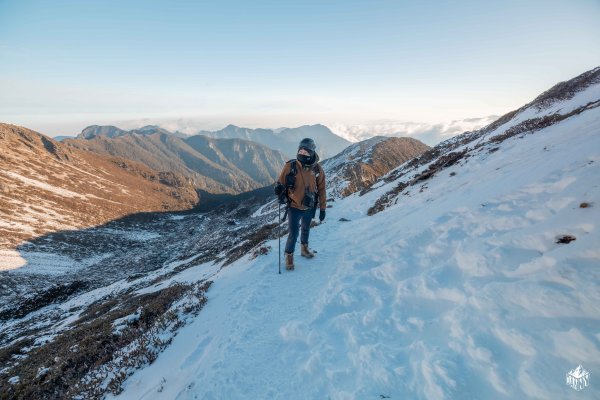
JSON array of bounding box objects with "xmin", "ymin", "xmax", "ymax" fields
[
  {"xmin": 556, "ymin": 235, "xmax": 576, "ymax": 244},
  {"xmin": 322, "ymin": 136, "xmax": 430, "ymax": 198}
]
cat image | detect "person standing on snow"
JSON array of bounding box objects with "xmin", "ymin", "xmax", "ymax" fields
[{"xmin": 274, "ymin": 138, "xmax": 327, "ymax": 271}]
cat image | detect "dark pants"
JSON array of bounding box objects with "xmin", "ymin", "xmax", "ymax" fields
[{"xmin": 285, "ymin": 207, "xmax": 312, "ymax": 254}]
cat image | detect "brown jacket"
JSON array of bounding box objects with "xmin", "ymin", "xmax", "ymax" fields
[{"xmin": 278, "ymin": 160, "xmax": 327, "ymax": 211}]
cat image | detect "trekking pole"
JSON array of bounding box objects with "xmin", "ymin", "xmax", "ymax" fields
[{"xmin": 278, "ymin": 202, "xmax": 281, "ymax": 274}]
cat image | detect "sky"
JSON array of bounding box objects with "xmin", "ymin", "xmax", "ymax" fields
[{"xmin": 1, "ymin": 0, "xmax": 599, "ymax": 138}]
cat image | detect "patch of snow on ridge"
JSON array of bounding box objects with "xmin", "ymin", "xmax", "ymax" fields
[
  {"xmin": 0, "ymin": 249, "xmax": 113, "ymax": 274},
  {"xmin": 0, "ymin": 220, "xmax": 36, "ymax": 235},
  {"xmin": 487, "ymin": 82, "xmax": 600, "ymax": 141},
  {"xmin": 322, "ymin": 136, "xmax": 387, "ymax": 170},
  {"xmin": 0, "ymin": 250, "xmax": 27, "ymax": 271},
  {"xmin": 1, "ymin": 251, "xmax": 79, "ymax": 274},
  {"xmin": 96, "ymin": 228, "xmax": 161, "ymax": 241},
  {"xmin": 0, "ymin": 171, "xmax": 86, "ymax": 198}
]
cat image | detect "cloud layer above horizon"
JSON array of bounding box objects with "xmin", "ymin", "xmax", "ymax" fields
[
  {"xmin": 1, "ymin": 0, "xmax": 599, "ymax": 136},
  {"xmin": 55, "ymin": 115, "xmax": 499, "ymax": 147}
]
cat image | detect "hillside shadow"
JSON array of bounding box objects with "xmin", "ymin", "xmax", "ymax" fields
[
  {"xmin": 0, "ymin": 184, "xmax": 276, "ymax": 322},
  {"xmin": 194, "ymin": 185, "xmax": 273, "ymax": 212}
]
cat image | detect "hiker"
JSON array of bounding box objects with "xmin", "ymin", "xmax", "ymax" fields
[{"xmin": 274, "ymin": 138, "xmax": 327, "ymax": 271}]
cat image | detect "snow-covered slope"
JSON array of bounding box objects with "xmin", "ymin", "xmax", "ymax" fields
[
  {"xmin": 114, "ymin": 69, "xmax": 600, "ymax": 399},
  {"xmin": 367, "ymin": 66, "xmax": 600, "ymax": 216}
]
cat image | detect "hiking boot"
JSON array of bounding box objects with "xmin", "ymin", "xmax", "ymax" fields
[
  {"xmin": 285, "ymin": 252, "xmax": 294, "ymax": 270},
  {"xmin": 300, "ymin": 243, "xmax": 315, "ymax": 258}
]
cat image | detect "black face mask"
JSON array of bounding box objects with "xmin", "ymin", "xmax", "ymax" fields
[{"xmin": 298, "ymin": 153, "xmax": 314, "ymax": 165}]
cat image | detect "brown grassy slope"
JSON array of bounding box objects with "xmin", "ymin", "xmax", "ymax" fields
[
  {"xmin": 0, "ymin": 123, "xmax": 198, "ymax": 248},
  {"xmin": 324, "ymin": 136, "xmax": 430, "ymax": 198},
  {"xmin": 64, "ymin": 132, "xmax": 288, "ymax": 194},
  {"xmin": 64, "ymin": 133, "xmax": 232, "ymax": 193}
]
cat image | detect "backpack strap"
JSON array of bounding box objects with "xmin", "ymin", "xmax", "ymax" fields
[
  {"xmin": 288, "ymin": 159, "xmax": 297, "ymax": 176},
  {"xmin": 284, "ymin": 159, "xmax": 298, "ymax": 190},
  {"xmin": 281, "ymin": 159, "xmax": 298, "ymax": 214}
]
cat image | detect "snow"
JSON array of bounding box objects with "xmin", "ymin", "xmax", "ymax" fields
[
  {"xmin": 321, "ymin": 136, "xmax": 386, "ymax": 171},
  {"xmin": 0, "ymin": 220, "xmax": 36, "ymax": 235},
  {"xmin": 113, "ymin": 310, "xmax": 141, "ymax": 334},
  {"xmin": 133, "ymin": 260, "xmax": 220, "ymax": 297},
  {"xmin": 0, "ymin": 249, "xmax": 114, "ymax": 274},
  {"xmin": 0, "ymin": 250, "xmax": 80, "ymax": 274},
  {"xmin": 114, "ymin": 101, "xmax": 600, "ymax": 398},
  {"xmin": 529, "ymin": 83, "xmax": 600, "ymax": 118},
  {"xmin": 36, "ymin": 366, "xmax": 50, "ymax": 379},
  {"xmin": 319, "ymin": 136, "xmax": 393, "ymax": 199},
  {"xmin": 0, "ymin": 250, "xmax": 27, "ymax": 271},
  {"xmin": 0, "ymin": 170, "xmax": 86, "ymax": 198},
  {"xmin": 97, "ymin": 228, "xmax": 161, "ymax": 241},
  {"xmin": 251, "ymin": 202, "xmax": 273, "ymax": 218},
  {"xmin": 484, "ymin": 82, "xmax": 600, "ymax": 142}
]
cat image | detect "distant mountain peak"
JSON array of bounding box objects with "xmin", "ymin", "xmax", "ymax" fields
[
  {"xmin": 79, "ymin": 125, "xmax": 127, "ymax": 139},
  {"xmin": 199, "ymin": 124, "xmax": 350, "ymax": 159},
  {"xmin": 306, "ymin": 123, "xmax": 329, "ymax": 130},
  {"xmin": 137, "ymin": 125, "xmax": 161, "ymax": 131},
  {"xmin": 281, "ymin": 123, "xmax": 331, "ymax": 132},
  {"xmin": 78, "ymin": 125, "xmax": 183, "ymax": 140},
  {"xmin": 220, "ymin": 124, "xmax": 249, "ymax": 134}
]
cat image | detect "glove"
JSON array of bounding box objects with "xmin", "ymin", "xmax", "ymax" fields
[
  {"xmin": 319, "ymin": 209, "xmax": 326, "ymax": 222},
  {"xmin": 274, "ymin": 183, "xmax": 284, "ymax": 196}
]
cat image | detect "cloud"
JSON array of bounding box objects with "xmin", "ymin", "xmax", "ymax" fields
[
  {"xmin": 327, "ymin": 116, "xmax": 500, "ymax": 146},
  {"xmin": 94, "ymin": 115, "xmax": 500, "ymax": 148}
]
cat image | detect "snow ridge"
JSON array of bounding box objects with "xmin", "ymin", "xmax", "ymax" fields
[
  {"xmin": 114, "ymin": 69, "xmax": 600, "ymax": 399},
  {"xmin": 365, "ymin": 68, "xmax": 600, "ymax": 216}
]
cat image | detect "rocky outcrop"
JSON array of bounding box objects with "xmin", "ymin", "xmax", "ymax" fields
[{"xmin": 322, "ymin": 136, "xmax": 430, "ymax": 198}]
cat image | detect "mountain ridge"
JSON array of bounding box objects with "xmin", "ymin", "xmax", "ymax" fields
[
  {"xmin": 198, "ymin": 123, "xmax": 351, "ymax": 159},
  {"xmin": 0, "ymin": 123, "xmax": 198, "ymax": 248},
  {"xmin": 364, "ymin": 66, "xmax": 600, "ymax": 215},
  {"xmin": 322, "ymin": 136, "xmax": 430, "ymax": 198},
  {"xmin": 65, "ymin": 131, "xmax": 289, "ymax": 194}
]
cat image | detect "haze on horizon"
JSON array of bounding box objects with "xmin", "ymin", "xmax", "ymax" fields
[{"xmin": 1, "ymin": 0, "xmax": 599, "ymax": 142}]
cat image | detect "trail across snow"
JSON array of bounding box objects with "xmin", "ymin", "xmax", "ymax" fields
[{"xmin": 116, "ymin": 108, "xmax": 600, "ymax": 399}]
